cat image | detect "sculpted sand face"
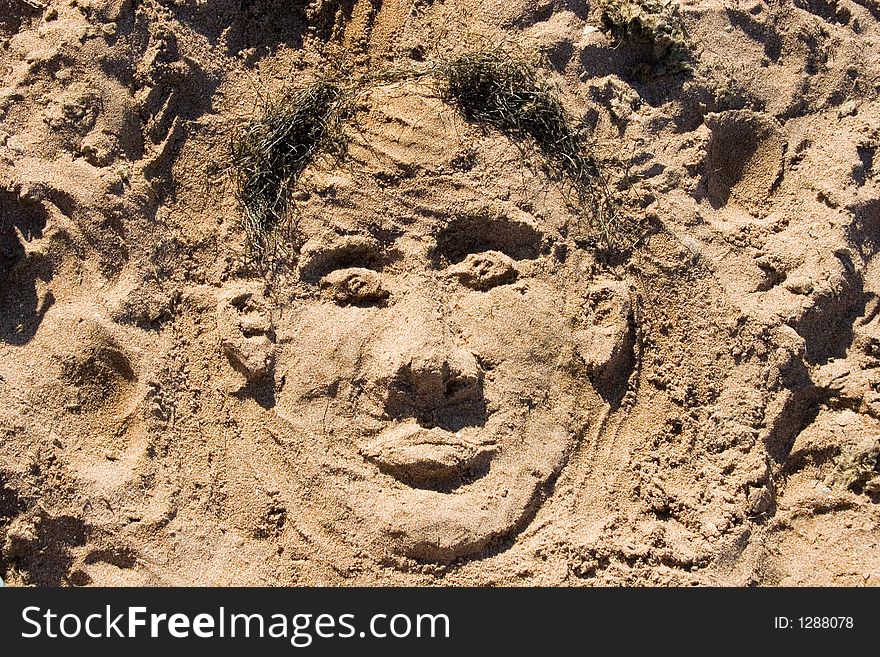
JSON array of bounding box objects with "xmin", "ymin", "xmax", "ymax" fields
[{"xmin": 257, "ymin": 84, "xmax": 635, "ymax": 561}]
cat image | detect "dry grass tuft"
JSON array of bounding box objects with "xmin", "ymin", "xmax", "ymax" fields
[
  {"xmin": 230, "ymin": 78, "xmax": 350, "ymax": 269},
  {"xmin": 437, "ymin": 51, "xmax": 619, "ymax": 250}
]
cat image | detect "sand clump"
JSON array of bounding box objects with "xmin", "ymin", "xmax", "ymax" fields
[{"xmin": 0, "ymin": 0, "xmax": 879, "ymax": 586}]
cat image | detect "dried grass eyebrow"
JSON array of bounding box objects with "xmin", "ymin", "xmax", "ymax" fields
[{"xmin": 230, "ymin": 51, "xmax": 620, "ymax": 272}]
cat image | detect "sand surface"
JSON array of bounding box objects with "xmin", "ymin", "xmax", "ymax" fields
[{"xmin": 1, "ymin": 0, "xmax": 879, "ymax": 585}]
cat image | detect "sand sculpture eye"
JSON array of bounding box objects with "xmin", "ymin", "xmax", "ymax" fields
[
  {"xmin": 432, "ymin": 214, "xmax": 540, "ymax": 291},
  {"xmin": 320, "ymin": 267, "xmax": 389, "ymax": 306},
  {"xmin": 446, "ymin": 250, "xmax": 518, "ymax": 291}
]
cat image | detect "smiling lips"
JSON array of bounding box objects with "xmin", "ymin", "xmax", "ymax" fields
[{"xmin": 361, "ymin": 422, "xmax": 498, "ymax": 486}]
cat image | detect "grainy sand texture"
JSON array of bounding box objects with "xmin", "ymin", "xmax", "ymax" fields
[{"xmin": 1, "ymin": 0, "xmax": 879, "ymax": 586}]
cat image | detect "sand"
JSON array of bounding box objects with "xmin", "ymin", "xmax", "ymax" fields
[{"xmin": 1, "ymin": 0, "xmax": 879, "ymax": 586}]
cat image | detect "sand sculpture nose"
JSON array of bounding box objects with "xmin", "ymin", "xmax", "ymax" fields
[
  {"xmin": 412, "ymin": 349, "xmax": 481, "ymax": 406},
  {"xmin": 385, "ymin": 345, "xmax": 484, "ymax": 418}
]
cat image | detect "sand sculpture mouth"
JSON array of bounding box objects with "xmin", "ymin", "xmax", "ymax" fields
[{"xmin": 361, "ymin": 422, "xmax": 498, "ymax": 487}]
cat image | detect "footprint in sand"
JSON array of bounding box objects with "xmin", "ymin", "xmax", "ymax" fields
[
  {"xmin": 705, "ymin": 109, "xmax": 787, "ymax": 213},
  {"xmin": 33, "ymin": 307, "xmax": 140, "ymax": 419}
]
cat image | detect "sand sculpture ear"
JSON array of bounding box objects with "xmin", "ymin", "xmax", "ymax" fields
[
  {"xmin": 216, "ymin": 284, "xmax": 276, "ymax": 383},
  {"xmin": 574, "ymin": 279, "xmax": 636, "ymax": 403}
]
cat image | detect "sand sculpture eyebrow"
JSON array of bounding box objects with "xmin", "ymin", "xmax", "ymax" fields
[
  {"xmin": 433, "ymin": 213, "xmax": 544, "ymax": 265},
  {"xmin": 230, "ymin": 51, "xmax": 620, "ymax": 271},
  {"xmin": 297, "ymin": 235, "xmax": 384, "ymax": 283}
]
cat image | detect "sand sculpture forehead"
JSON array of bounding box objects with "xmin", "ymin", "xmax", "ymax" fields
[
  {"xmin": 292, "ymin": 81, "xmax": 574, "ymax": 247},
  {"xmin": 231, "ymin": 52, "xmax": 616, "ymax": 267}
]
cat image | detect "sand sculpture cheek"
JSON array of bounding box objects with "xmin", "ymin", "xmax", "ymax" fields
[{"xmin": 34, "ymin": 308, "xmax": 140, "ymax": 418}]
